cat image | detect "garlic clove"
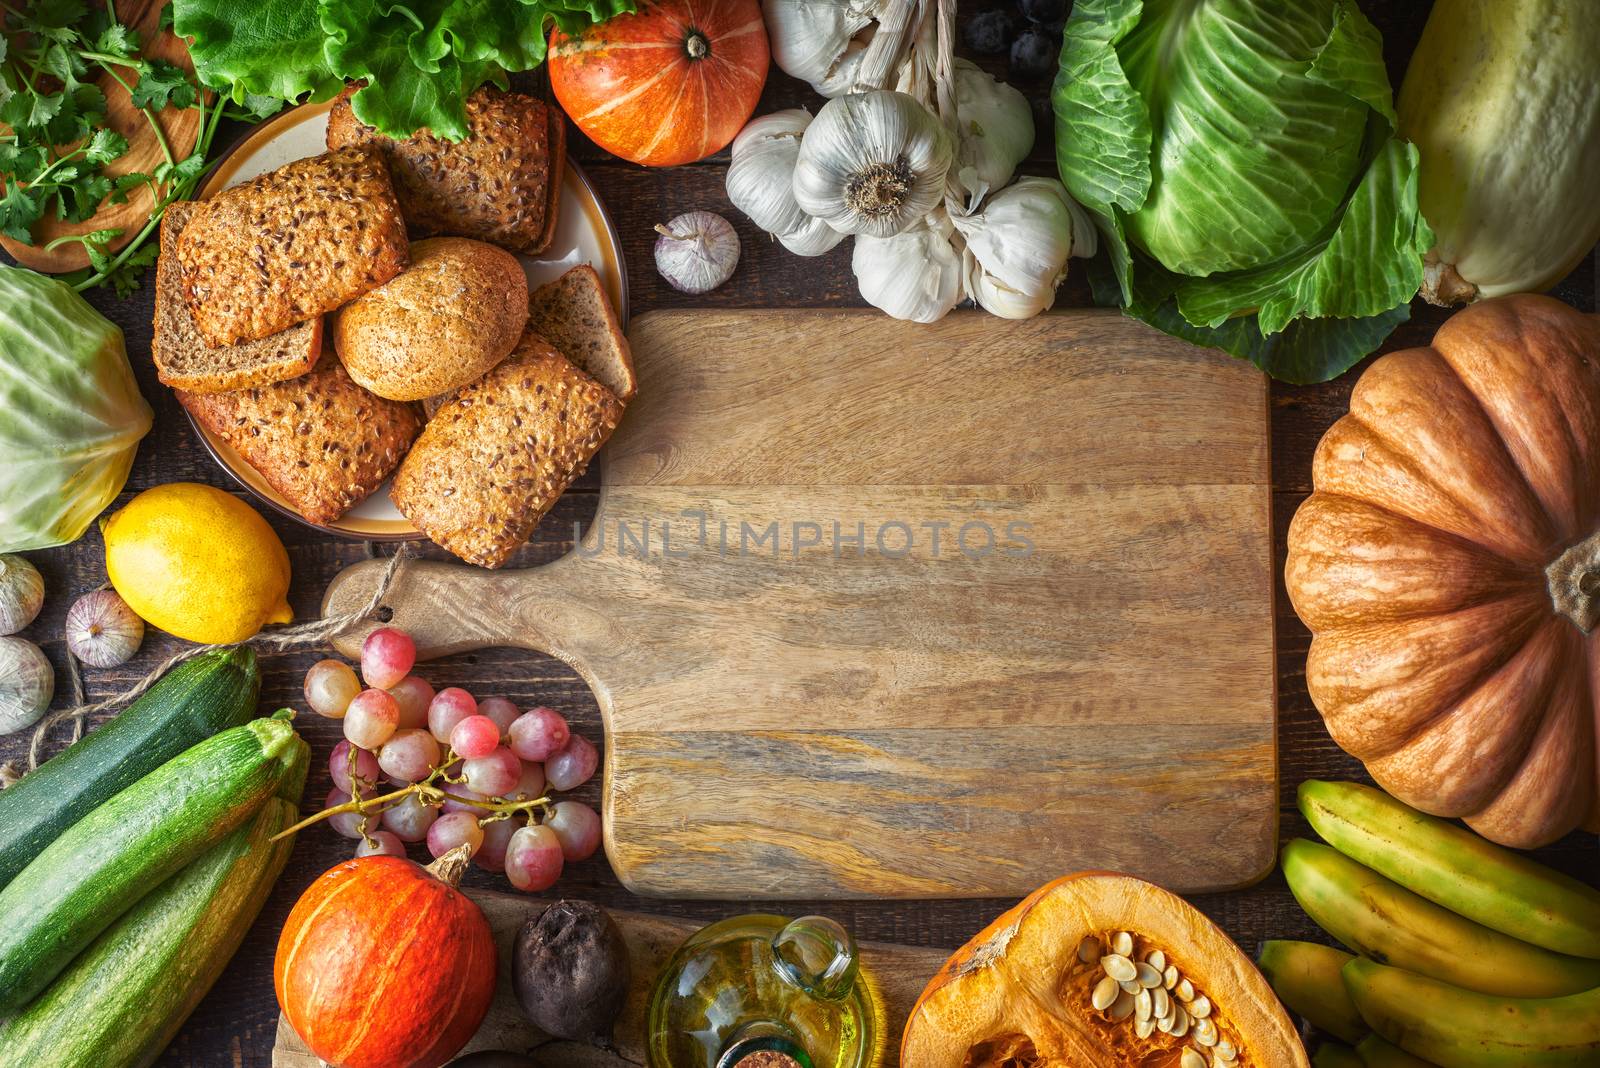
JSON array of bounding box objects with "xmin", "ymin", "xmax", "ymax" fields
[
  {"xmin": 794, "ymin": 89, "xmax": 954, "ymax": 239},
  {"xmin": 0, "ymin": 636, "xmax": 53, "ymax": 734},
  {"xmin": 0, "ymin": 554, "xmax": 44, "ymax": 636},
  {"xmin": 654, "ymin": 211, "xmax": 741, "ymax": 295},
  {"xmin": 778, "ymin": 217, "xmax": 848, "ymax": 257},
  {"xmin": 64, "ymin": 588, "xmax": 145, "ymax": 669},
  {"xmin": 853, "ymin": 209, "xmax": 964, "ymax": 323}
]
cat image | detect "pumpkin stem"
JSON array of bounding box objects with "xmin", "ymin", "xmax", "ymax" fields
[
  {"xmin": 685, "ymin": 29, "xmax": 710, "ymax": 60},
  {"xmin": 425, "ymin": 843, "xmax": 474, "ymax": 888},
  {"xmin": 1546, "ymin": 532, "xmax": 1600, "ymax": 633}
]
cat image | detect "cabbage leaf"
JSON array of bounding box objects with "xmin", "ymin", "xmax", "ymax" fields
[
  {"xmin": 174, "ymin": 0, "xmax": 636, "ymax": 141},
  {"xmin": 1053, "ymin": 0, "xmax": 1431, "ymax": 382}
]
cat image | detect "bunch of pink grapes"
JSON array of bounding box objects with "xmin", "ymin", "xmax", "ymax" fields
[{"xmin": 303, "ymin": 627, "xmax": 601, "ymax": 892}]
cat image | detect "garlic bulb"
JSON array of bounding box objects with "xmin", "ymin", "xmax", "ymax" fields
[
  {"xmin": 764, "ymin": 0, "xmax": 879, "ymax": 96},
  {"xmin": 0, "ymin": 555, "xmax": 43, "ymax": 635},
  {"xmin": 727, "ymin": 111, "xmax": 848, "ymax": 258},
  {"xmin": 65, "ymin": 589, "xmax": 145, "ymax": 668},
  {"xmin": 794, "ymin": 90, "xmax": 954, "ymax": 238},
  {"xmin": 853, "ymin": 208, "xmax": 964, "ymax": 322},
  {"xmin": 952, "ymin": 60, "xmax": 1034, "ymax": 202},
  {"xmin": 654, "ymin": 211, "xmax": 741, "ymax": 294},
  {"xmin": 778, "ymin": 222, "xmax": 848, "ymax": 257},
  {"xmin": 0, "ymin": 636, "xmax": 52, "ymax": 734},
  {"xmin": 954, "ymin": 178, "xmax": 1094, "ymax": 319}
]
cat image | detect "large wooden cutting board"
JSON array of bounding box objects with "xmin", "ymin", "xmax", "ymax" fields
[
  {"xmin": 324, "ymin": 310, "xmax": 1277, "ymax": 899},
  {"xmin": 272, "ymin": 891, "xmax": 948, "ymax": 1067}
]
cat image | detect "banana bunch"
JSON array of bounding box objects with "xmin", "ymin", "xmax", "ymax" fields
[{"xmin": 1262, "ymin": 781, "xmax": 1600, "ymax": 1067}]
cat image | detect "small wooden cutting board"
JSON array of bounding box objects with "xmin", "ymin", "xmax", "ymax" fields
[
  {"xmin": 324, "ymin": 310, "xmax": 1277, "ymax": 899},
  {"xmin": 271, "ymin": 891, "xmax": 949, "ymax": 1067}
]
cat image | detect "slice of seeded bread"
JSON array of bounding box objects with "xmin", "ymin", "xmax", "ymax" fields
[
  {"xmin": 176, "ymin": 145, "xmax": 409, "ymax": 347},
  {"xmin": 152, "ymin": 202, "xmax": 322, "ymax": 392},
  {"xmin": 392, "ymin": 331, "xmax": 623, "ymax": 568},
  {"xmin": 179, "ymin": 352, "xmax": 423, "ymax": 526},
  {"xmin": 526, "ymin": 265, "xmax": 635, "ymax": 402}
]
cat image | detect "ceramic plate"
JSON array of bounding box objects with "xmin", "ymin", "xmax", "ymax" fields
[{"xmin": 186, "ymin": 98, "xmax": 628, "ymax": 540}]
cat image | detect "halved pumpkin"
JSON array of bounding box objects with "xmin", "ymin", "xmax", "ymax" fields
[{"xmin": 902, "ymin": 873, "xmax": 1307, "ymax": 1068}]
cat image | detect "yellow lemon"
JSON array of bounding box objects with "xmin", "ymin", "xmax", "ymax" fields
[{"xmin": 104, "ymin": 483, "xmax": 292, "ymax": 644}]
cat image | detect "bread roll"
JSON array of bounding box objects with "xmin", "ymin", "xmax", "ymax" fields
[{"xmin": 333, "ymin": 237, "xmax": 529, "ymax": 401}]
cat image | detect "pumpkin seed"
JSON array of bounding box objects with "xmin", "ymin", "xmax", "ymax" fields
[
  {"xmin": 1152, "ymin": 986, "xmax": 1170, "ymax": 1019},
  {"xmin": 1177, "ymin": 978, "xmax": 1195, "ymax": 1002},
  {"xmin": 1135, "ymin": 962, "xmax": 1162, "ymax": 988},
  {"xmin": 1181, "ymin": 1049, "xmax": 1206, "ymax": 1068},
  {"xmin": 1078, "ymin": 936, "xmax": 1103, "ymax": 964},
  {"xmin": 1163, "ymin": 964, "xmax": 1179, "ymax": 989},
  {"xmin": 1194, "ymin": 1017, "xmax": 1218, "ymax": 1047},
  {"xmin": 1170, "ymin": 1004, "xmax": 1190, "ymax": 1037},
  {"xmin": 1102, "ymin": 953, "xmax": 1137, "ymax": 982},
  {"xmin": 1146, "ymin": 948, "xmax": 1166, "ymax": 971},
  {"xmin": 1109, "ymin": 988, "xmax": 1135, "ymax": 1020},
  {"xmin": 1135, "ymin": 1016, "xmax": 1156, "ymax": 1039},
  {"xmin": 1112, "ymin": 931, "xmax": 1134, "ymax": 956},
  {"xmin": 1135, "ymin": 988, "xmax": 1152, "ymax": 1021},
  {"xmin": 1215, "ymin": 1040, "xmax": 1237, "ymax": 1064},
  {"xmin": 1091, "ymin": 975, "xmax": 1120, "ymax": 1011},
  {"xmin": 1189, "ymin": 994, "xmax": 1212, "ymax": 1019},
  {"xmin": 1120, "ymin": 978, "xmax": 1142, "ymax": 994}
]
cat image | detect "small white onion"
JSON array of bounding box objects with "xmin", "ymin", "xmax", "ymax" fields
[
  {"xmin": 65, "ymin": 589, "xmax": 145, "ymax": 668},
  {"xmin": 0, "ymin": 636, "xmax": 52, "ymax": 734},
  {"xmin": 0, "ymin": 555, "xmax": 43, "ymax": 635},
  {"xmin": 653, "ymin": 211, "xmax": 741, "ymax": 295}
]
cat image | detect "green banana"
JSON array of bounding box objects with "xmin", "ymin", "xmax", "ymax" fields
[
  {"xmin": 1300, "ymin": 780, "xmax": 1600, "ymax": 958},
  {"xmin": 1344, "ymin": 957, "xmax": 1600, "ymax": 1068},
  {"xmin": 1258, "ymin": 940, "xmax": 1367, "ymax": 1043},
  {"xmin": 1357, "ymin": 1035, "xmax": 1436, "ymax": 1068},
  {"xmin": 1315, "ymin": 1043, "xmax": 1364, "ymax": 1068},
  {"xmin": 1281, "ymin": 840, "xmax": 1600, "ymax": 997}
]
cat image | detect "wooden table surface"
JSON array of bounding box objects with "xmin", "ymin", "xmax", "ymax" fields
[{"xmin": 2, "ymin": 4, "xmax": 1596, "ymax": 1065}]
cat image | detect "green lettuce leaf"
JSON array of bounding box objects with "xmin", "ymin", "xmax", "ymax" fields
[{"xmin": 175, "ymin": 0, "xmax": 341, "ymax": 104}]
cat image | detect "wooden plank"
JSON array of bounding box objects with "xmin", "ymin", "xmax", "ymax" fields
[
  {"xmin": 271, "ymin": 890, "xmax": 948, "ymax": 1068},
  {"xmin": 322, "ymin": 309, "xmax": 1277, "ymax": 899}
]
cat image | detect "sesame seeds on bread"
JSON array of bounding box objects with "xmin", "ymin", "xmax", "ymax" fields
[
  {"xmin": 327, "ymin": 85, "xmax": 566, "ymax": 256},
  {"xmin": 527, "ymin": 265, "xmax": 636, "ymax": 402},
  {"xmin": 152, "ymin": 202, "xmax": 322, "ymax": 392},
  {"xmin": 391, "ymin": 332, "xmax": 624, "ymax": 568},
  {"xmin": 179, "ymin": 353, "xmax": 423, "ymax": 526},
  {"xmin": 176, "ymin": 145, "xmax": 410, "ymax": 347}
]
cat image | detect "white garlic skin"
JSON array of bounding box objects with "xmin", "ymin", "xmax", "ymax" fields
[
  {"xmin": 65, "ymin": 589, "xmax": 145, "ymax": 668},
  {"xmin": 0, "ymin": 555, "xmax": 43, "ymax": 636},
  {"xmin": 654, "ymin": 211, "xmax": 741, "ymax": 295},
  {"xmin": 0, "ymin": 636, "xmax": 53, "ymax": 734},
  {"xmin": 853, "ymin": 210, "xmax": 965, "ymax": 323},
  {"xmin": 955, "ymin": 178, "xmax": 1087, "ymax": 320},
  {"xmin": 727, "ymin": 110, "xmax": 817, "ymax": 238},
  {"xmin": 952, "ymin": 60, "xmax": 1035, "ymax": 198},
  {"xmin": 763, "ymin": 0, "xmax": 876, "ymax": 95},
  {"xmin": 793, "ymin": 90, "xmax": 954, "ymax": 239}
]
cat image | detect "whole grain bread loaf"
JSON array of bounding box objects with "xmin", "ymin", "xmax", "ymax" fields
[
  {"xmin": 333, "ymin": 236, "xmax": 529, "ymax": 401},
  {"xmin": 152, "ymin": 202, "xmax": 322, "ymax": 392},
  {"xmin": 527, "ymin": 265, "xmax": 635, "ymax": 401},
  {"xmin": 179, "ymin": 353, "xmax": 423, "ymax": 525},
  {"xmin": 176, "ymin": 145, "xmax": 409, "ymax": 347},
  {"xmin": 392, "ymin": 333, "xmax": 623, "ymax": 568},
  {"xmin": 327, "ymin": 85, "xmax": 565, "ymax": 255}
]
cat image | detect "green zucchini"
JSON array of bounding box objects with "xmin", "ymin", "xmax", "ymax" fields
[
  {"xmin": 0, "ymin": 741, "xmax": 306, "ymax": 1068},
  {"xmin": 0, "ymin": 647, "xmax": 259, "ymax": 889},
  {"xmin": 0, "ymin": 714, "xmax": 304, "ymax": 1014}
]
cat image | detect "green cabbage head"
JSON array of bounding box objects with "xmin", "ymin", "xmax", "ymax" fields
[
  {"xmin": 0, "ymin": 267, "xmax": 153, "ymax": 551},
  {"xmin": 1053, "ymin": 0, "xmax": 1433, "ymax": 382}
]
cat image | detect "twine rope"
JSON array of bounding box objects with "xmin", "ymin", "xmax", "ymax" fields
[{"xmin": 23, "ymin": 543, "xmax": 414, "ymax": 771}]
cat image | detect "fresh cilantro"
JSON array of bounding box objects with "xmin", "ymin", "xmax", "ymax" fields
[
  {"xmin": 83, "ymin": 127, "xmax": 127, "ymax": 164},
  {"xmin": 93, "ymin": 23, "xmax": 140, "ymax": 59},
  {"xmin": 129, "ymin": 60, "xmax": 195, "ymax": 110},
  {"xmin": 0, "ymin": 182, "xmax": 43, "ymax": 242}
]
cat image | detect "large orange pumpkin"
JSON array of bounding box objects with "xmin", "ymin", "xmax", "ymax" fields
[
  {"xmin": 275, "ymin": 848, "xmax": 496, "ymax": 1068},
  {"xmin": 901, "ymin": 873, "xmax": 1307, "ymax": 1067},
  {"xmin": 548, "ymin": 0, "xmax": 769, "ymax": 167},
  {"xmin": 1287, "ymin": 294, "xmax": 1600, "ymax": 848}
]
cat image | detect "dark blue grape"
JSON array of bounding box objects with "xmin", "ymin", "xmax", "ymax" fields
[
  {"xmin": 1009, "ymin": 27, "xmax": 1056, "ymax": 81},
  {"xmin": 963, "ymin": 9, "xmax": 1014, "ymax": 55},
  {"xmin": 1019, "ymin": 0, "xmax": 1066, "ymax": 25}
]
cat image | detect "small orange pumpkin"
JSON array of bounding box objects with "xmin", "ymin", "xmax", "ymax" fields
[
  {"xmin": 1287, "ymin": 294, "xmax": 1600, "ymax": 848},
  {"xmin": 548, "ymin": 0, "xmax": 769, "ymax": 167},
  {"xmin": 901, "ymin": 872, "xmax": 1306, "ymax": 1066},
  {"xmin": 274, "ymin": 847, "xmax": 495, "ymax": 1068}
]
